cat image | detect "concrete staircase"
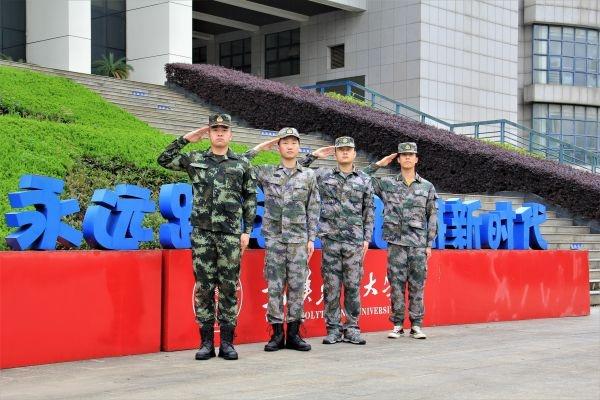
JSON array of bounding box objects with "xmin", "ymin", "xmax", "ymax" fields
[{"xmin": 3, "ymin": 60, "xmax": 598, "ymax": 306}]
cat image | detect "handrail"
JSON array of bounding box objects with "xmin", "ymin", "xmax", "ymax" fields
[{"xmin": 301, "ymin": 80, "xmax": 599, "ymax": 173}]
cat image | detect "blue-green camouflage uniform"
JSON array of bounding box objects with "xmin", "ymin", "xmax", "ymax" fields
[
  {"xmin": 299, "ymin": 136, "xmax": 374, "ymax": 334},
  {"xmin": 245, "ymin": 134, "xmax": 320, "ymax": 324},
  {"xmin": 363, "ymin": 142, "xmax": 437, "ymax": 327}
]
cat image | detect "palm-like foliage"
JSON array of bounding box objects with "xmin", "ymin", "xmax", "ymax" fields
[{"xmin": 92, "ymin": 53, "xmax": 134, "ymax": 79}]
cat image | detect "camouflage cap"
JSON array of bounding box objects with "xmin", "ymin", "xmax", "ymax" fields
[
  {"xmin": 398, "ymin": 142, "xmax": 418, "ymax": 154},
  {"xmin": 278, "ymin": 127, "xmax": 300, "ymax": 141},
  {"xmin": 335, "ymin": 136, "xmax": 355, "ymax": 148},
  {"xmin": 209, "ymin": 113, "xmax": 232, "ymax": 127}
]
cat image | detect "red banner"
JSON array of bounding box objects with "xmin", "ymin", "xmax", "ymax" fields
[{"xmin": 161, "ymin": 249, "xmax": 590, "ymax": 351}]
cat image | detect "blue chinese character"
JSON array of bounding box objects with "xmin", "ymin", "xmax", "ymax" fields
[
  {"xmin": 480, "ymin": 212, "xmax": 503, "ymax": 249},
  {"xmin": 371, "ymin": 195, "xmax": 387, "ymax": 249},
  {"xmin": 432, "ymin": 198, "xmax": 447, "ymax": 249},
  {"xmin": 514, "ymin": 202, "xmax": 548, "ymax": 250},
  {"xmin": 82, "ymin": 184, "xmax": 155, "ymax": 250},
  {"xmin": 5, "ymin": 175, "xmax": 82, "ymax": 250},
  {"xmin": 250, "ymin": 187, "xmax": 266, "ymax": 249},
  {"xmin": 158, "ymin": 183, "xmax": 192, "ymax": 249},
  {"xmin": 442, "ymin": 198, "xmax": 481, "ymax": 249},
  {"xmin": 491, "ymin": 201, "xmax": 515, "ymax": 249}
]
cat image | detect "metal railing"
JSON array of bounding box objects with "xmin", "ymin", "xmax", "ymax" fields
[{"xmin": 301, "ymin": 80, "xmax": 599, "ymax": 173}]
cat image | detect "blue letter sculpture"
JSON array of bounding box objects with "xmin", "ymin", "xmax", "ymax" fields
[
  {"xmin": 5, "ymin": 175, "xmax": 550, "ymax": 251},
  {"xmin": 82, "ymin": 184, "xmax": 155, "ymax": 250},
  {"xmin": 5, "ymin": 175, "xmax": 82, "ymax": 250},
  {"xmin": 158, "ymin": 183, "xmax": 193, "ymax": 249}
]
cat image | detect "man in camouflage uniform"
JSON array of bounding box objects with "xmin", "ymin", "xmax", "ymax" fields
[
  {"xmin": 157, "ymin": 114, "xmax": 256, "ymax": 360},
  {"xmin": 299, "ymin": 137, "xmax": 374, "ymax": 345},
  {"xmin": 363, "ymin": 142, "xmax": 437, "ymax": 339},
  {"xmin": 245, "ymin": 128, "xmax": 320, "ymax": 352}
]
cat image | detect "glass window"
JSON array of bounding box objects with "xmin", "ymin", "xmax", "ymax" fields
[
  {"xmin": 534, "ymin": 25, "xmax": 548, "ymax": 39},
  {"xmin": 533, "ymin": 55, "xmax": 547, "ymax": 69},
  {"xmin": 264, "ymin": 28, "xmax": 300, "ymax": 79},
  {"xmin": 549, "ymin": 56, "xmax": 561, "ymax": 69},
  {"xmin": 192, "ymin": 46, "xmax": 207, "ymax": 64},
  {"xmin": 0, "ymin": 0, "xmax": 26, "ymax": 61},
  {"xmin": 532, "ymin": 25, "xmax": 600, "ymax": 88},
  {"xmin": 91, "ymin": 0, "xmax": 126, "ymax": 74},
  {"xmin": 534, "ymin": 70, "xmax": 547, "ymax": 84},
  {"xmin": 574, "ymin": 73, "xmax": 586, "ymax": 85},
  {"xmin": 562, "ymin": 41, "xmax": 574, "ymax": 56},
  {"xmin": 533, "ymin": 103, "xmax": 600, "ymax": 153},
  {"xmin": 548, "ymin": 70, "xmax": 560, "ymax": 83},
  {"xmin": 533, "ymin": 40, "xmax": 548, "ymax": 54},
  {"xmin": 563, "ymin": 27, "xmax": 574, "ymax": 41},
  {"xmin": 219, "ymin": 38, "xmax": 251, "ymax": 73},
  {"xmin": 549, "ymin": 41, "xmax": 561, "ymax": 55},
  {"xmin": 549, "ymin": 26, "xmax": 562, "ymax": 40},
  {"xmin": 563, "ymin": 57, "xmax": 574, "ymax": 71}
]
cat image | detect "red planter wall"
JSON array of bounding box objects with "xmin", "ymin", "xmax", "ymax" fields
[
  {"xmin": 161, "ymin": 249, "xmax": 590, "ymax": 351},
  {"xmin": 1, "ymin": 249, "xmax": 589, "ymax": 367},
  {"xmin": 0, "ymin": 251, "xmax": 163, "ymax": 369}
]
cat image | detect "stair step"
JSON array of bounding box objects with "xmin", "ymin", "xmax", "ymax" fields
[
  {"xmin": 591, "ymin": 291, "xmax": 600, "ymax": 306},
  {"xmin": 549, "ymin": 242, "xmax": 600, "ymax": 250},
  {"xmin": 590, "ymin": 269, "xmax": 600, "ymax": 280},
  {"xmin": 590, "ymin": 279, "xmax": 600, "ymax": 291}
]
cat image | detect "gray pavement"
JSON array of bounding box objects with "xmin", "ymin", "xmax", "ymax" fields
[{"xmin": 1, "ymin": 309, "xmax": 599, "ymax": 400}]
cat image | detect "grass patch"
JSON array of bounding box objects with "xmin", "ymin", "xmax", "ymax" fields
[{"xmin": 0, "ymin": 66, "xmax": 279, "ymax": 250}]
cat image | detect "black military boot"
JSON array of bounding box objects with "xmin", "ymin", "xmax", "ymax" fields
[
  {"xmin": 195, "ymin": 324, "xmax": 216, "ymax": 360},
  {"xmin": 218, "ymin": 324, "xmax": 239, "ymax": 360},
  {"xmin": 264, "ymin": 323, "xmax": 285, "ymax": 352},
  {"xmin": 285, "ymin": 321, "xmax": 311, "ymax": 351}
]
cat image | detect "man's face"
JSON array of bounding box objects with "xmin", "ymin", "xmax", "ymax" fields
[
  {"xmin": 278, "ymin": 136, "xmax": 300, "ymax": 160},
  {"xmin": 209, "ymin": 125, "xmax": 232, "ymax": 148},
  {"xmin": 335, "ymin": 146, "xmax": 356, "ymax": 165},
  {"xmin": 397, "ymin": 152, "xmax": 418, "ymax": 169}
]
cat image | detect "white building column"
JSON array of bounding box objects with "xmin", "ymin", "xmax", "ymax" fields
[
  {"xmin": 126, "ymin": 0, "xmax": 192, "ymax": 84},
  {"xmin": 26, "ymin": 0, "xmax": 91, "ymax": 73}
]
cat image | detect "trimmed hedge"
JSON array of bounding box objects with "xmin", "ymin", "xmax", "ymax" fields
[{"xmin": 165, "ymin": 63, "xmax": 600, "ymax": 220}]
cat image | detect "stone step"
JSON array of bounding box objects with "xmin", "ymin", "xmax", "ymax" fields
[
  {"xmin": 542, "ymin": 233, "xmax": 600, "ymax": 243},
  {"xmin": 590, "ymin": 269, "xmax": 600, "ymax": 280},
  {"xmin": 591, "ymin": 291, "xmax": 600, "ymax": 306},
  {"xmin": 591, "ymin": 279, "xmax": 600, "ymax": 292},
  {"xmin": 589, "ymin": 258, "xmax": 600, "ymax": 269},
  {"xmin": 538, "ymin": 218, "xmax": 576, "ymax": 227},
  {"xmin": 549, "ymin": 242, "xmax": 600, "ymax": 250},
  {"xmin": 94, "ymin": 93, "xmax": 203, "ymax": 113},
  {"xmin": 539, "ymin": 225, "xmax": 590, "ymax": 234}
]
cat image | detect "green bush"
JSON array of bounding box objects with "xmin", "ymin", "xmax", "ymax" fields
[
  {"xmin": 0, "ymin": 66, "xmax": 279, "ymax": 250},
  {"xmin": 325, "ymin": 91, "xmax": 368, "ymax": 107}
]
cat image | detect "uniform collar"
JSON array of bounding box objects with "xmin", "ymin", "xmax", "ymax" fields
[
  {"xmin": 396, "ymin": 172, "xmax": 422, "ymax": 185},
  {"xmin": 206, "ymin": 148, "xmax": 238, "ymax": 160},
  {"xmin": 277, "ymin": 161, "xmax": 303, "ymax": 172},
  {"xmin": 334, "ymin": 164, "xmax": 358, "ymax": 176}
]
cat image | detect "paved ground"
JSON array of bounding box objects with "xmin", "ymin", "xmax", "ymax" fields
[{"xmin": 1, "ymin": 309, "xmax": 599, "ymax": 400}]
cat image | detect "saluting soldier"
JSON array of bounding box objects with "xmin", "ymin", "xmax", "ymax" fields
[
  {"xmin": 158, "ymin": 113, "xmax": 256, "ymax": 360},
  {"xmin": 363, "ymin": 142, "xmax": 438, "ymax": 339},
  {"xmin": 299, "ymin": 136, "xmax": 374, "ymax": 345},
  {"xmin": 245, "ymin": 128, "xmax": 320, "ymax": 352}
]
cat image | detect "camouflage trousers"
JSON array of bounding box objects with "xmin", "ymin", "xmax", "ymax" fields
[
  {"xmin": 387, "ymin": 244, "xmax": 427, "ymax": 326},
  {"xmin": 191, "ymin": 229, "xmax": 241, "ymax": 327},
  {"xmin": 264, "ymin": 240, "xmax": 308, "ymax": 324},
  {"xmin": 321, "ymin": 238, "xmax": 364, "ymax": 332}
]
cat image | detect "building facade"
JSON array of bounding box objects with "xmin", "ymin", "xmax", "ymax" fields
[{"xmin": 1, "ymin": 0, "xmax": 598, "ymax": 154}]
